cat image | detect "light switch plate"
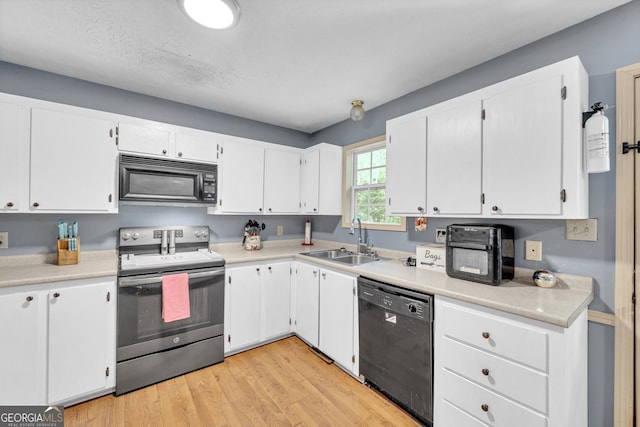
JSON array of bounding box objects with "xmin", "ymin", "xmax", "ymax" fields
[
  {"xmin": 435, "ymin": 228, "xmax": 447, "ymax": 244},
  {"xmin": 0, "ymin": 231, "xmax": 8, "ymax": 249},
  {"xmin": 566, "ymin": 219, "xmax": 597, "ymax": 242},
  {"xmin": 276, "ymin": 225, "xmax": 284, "ymax": 236},
  {"xmin": 525, "ymin": 240, "xmax": 542, "ymax": 261}
]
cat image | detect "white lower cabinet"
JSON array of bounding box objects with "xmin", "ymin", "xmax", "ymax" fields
[
  {"xmin": 318, "ymin": 269, "xmax": 357, "ymax": 374},
  {"xmin": 434, "ymin": 295, "xmax": 587, "ymax": 427},
  {"xmin": 294, "ymin": 262, "xmax": 358, "ymax": 376},
  {"xmin": 224, "ymin": 261, "xmax": 292, "ymax": 354},
  {"xmin": 293, "ymin": 262, "xmax": 320, "ymax": 347},
  {"xmin": 0, "ymin": 277, "xmax": 116, "ymax": 406}
]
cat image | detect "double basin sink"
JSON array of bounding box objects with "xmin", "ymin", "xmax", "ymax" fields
[{"xmin": 301, "ymin": 248, "xmax": 381, "ymax": 266}]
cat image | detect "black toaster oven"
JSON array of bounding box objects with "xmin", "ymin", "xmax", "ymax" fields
[{"xmin": 445, "ymin": 224, "xmax": 515, "ymax": 285}]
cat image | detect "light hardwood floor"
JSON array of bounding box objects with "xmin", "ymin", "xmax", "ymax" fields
[{"xmin": 64, "ymin": 337, "xmax": 421, "ymax": 426}]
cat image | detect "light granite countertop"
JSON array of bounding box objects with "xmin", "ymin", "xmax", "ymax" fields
[{"xmin": 0, "ymin": 239, "xmax": 592, "ymax": 328}]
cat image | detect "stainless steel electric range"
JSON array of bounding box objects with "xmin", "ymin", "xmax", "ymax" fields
[{"xmin": 116, "ymin": 225, "xmax": 225, "ymax": 395}]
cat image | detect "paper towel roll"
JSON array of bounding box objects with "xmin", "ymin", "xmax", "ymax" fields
[{"xmin": 304, "ymin": 219, "xmax": 311, "ymax": 244}]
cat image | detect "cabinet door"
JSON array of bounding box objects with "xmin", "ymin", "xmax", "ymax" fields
[
  {"xmin": 0, "ymin": 290, "xmax": 47, "ymax": 404},
  {"xmin": 483, "ymin": 75, "xmax": 563, "ymax": 216},
  {"xmin": 0, "ymin": 102, "xmax": 25, "ymax": 211},
  {"xmin": 319, "ymin": 269, "xmax": 356, "ymax": 372},
  {"xmin": 118, "ymin": 122, "xmax": 171, "ymax": 157},
  {"xmin": 219, "ymin": 140, "xmax": 264, "ymax": 213},
  {"xmin": 225, "ymin": 266, "xmax": 261, "ymax": 352},
  {"xmin": 300, "ymin": 149, "xmax": 320, "ymax": 213},
  {"xmin": 427, "ymin": 101, "xmax": 483, "ymax": 215},
  {"xmin": 264, "ymin": 148, "xmax": 301, "ymax": 213},
  {"xmin": 317, "ymin": 144, "xmax": 343, "ymax": 215},
  {"xmin": 175, "ymin": 130, "xmax": 218, "ymax": 163},
  {"xmin": 261, "ymin": 262, "xmax": 292, "ymax": 341},
  {"xmin": 48, "ymin": 280, "xmax": 113, "ymax": 404},
  {"xmin": 294, "ymin": 262, "xmax": 320, "ymax": 347},
  {"xmin": 30, "ymin": 108, "xmax": 117, "ymax": 212},
  {"xmin": 386, "ymin": 116, "xmax": 427, "ymax": 215}
]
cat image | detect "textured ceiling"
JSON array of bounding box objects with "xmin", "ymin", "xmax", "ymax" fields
[{"xmin": 0, "ymin": 0, "xmax": 630, "ymax": 133}]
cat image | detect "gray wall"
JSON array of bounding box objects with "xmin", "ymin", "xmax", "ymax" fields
[{"xmin": 2, "ymin": 2, "xmax": 639, "ymax": 425}]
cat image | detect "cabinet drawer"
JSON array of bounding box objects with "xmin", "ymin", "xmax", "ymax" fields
[
  {"xmin": 440, "ymin": 400, "xmax": 489, "ymax": 427},
  {"xmin": 442, "ymin": 370, "xmax": 547, "ymax": 427},
  {"xmin": 441, "ymin": 302, "xmax": 548, "ymax": 371},
  {"xmin": 442, "ymin": 337, "xmax": 548, "ymax": 414}
]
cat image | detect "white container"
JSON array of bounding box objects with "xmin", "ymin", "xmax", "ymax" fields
[{"xmin": 416, "ymin": 244, "xmax": 446, "ymax": 271}]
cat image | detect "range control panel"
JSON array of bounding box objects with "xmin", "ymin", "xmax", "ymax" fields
[{"xmin": 119, "ymin": 225, "xmax": 210, "ymax": 247}]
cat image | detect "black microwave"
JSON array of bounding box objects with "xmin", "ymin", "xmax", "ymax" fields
[{"xmin": 119, "ymin": 154, "xmax": 217, "ymax": 206}]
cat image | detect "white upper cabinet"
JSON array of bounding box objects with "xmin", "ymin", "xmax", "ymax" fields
[
  {"xmin": 386, "ymin": 116, "xmax": 427, "ymax": 216},
  {"xmin": 30, "ymin": 108, "xmax": 118, "ymax": 212},
  {"xmin": 118, "ymin": 121, "xmax": 219, "ymax": 163},
  {"xmin": 0, "ymin": 102, "xmax": 28, "ymax": 212},
  {"xmin": 483, "ymin": 75, "xmax": 563, "ymax": 216},
  {"xmin": 301, "ymin": 143, "xmax": 343, "ymax": 215},
  {"xmin": 117, "ymin": 121, "xmax": 172, "ymax": 157},
  {"xmin": 386, "ymin": 56, "xmax": 589, "ymax": 219},
  {"xmin": 300, "ymin": 149, "xmax": 320, "ymax": 213},
  {"xmin": 218, "ymin": 138, "xmax": 265, "ymax": 213},
  {"xmin": 174, "ymin": 128, "xmax": 219, "ymax": 163},
  {"xmin": 218, "ymin": 139, "xmax": 302, "ymax": 214},
  {"xmin": 426, "ymin": 100, "xmax": 483, "ymax": 216},
  {"xmin": 263, "ymin": 147, "xmax": 301, "ymax": 214}
]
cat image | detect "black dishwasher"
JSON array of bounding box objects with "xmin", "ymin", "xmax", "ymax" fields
[{"xmin": 358, "ymin": 276, "xmax": 433, "ymax": 426}]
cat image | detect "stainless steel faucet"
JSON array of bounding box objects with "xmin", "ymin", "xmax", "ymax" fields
[{"xmin": 349, "ymin": 216, "xmax": 363, "ymax": 254}]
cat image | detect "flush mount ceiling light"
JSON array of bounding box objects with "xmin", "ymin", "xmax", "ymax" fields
[
  {"xmin": 350, "ymin": 100, "xmax": 365, "ymax": 121},
  {"xmin": 180, "ymin": 0, "xmax": 240, "ymax": 30}
]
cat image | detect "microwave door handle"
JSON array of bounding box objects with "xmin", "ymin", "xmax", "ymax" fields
[
  {"xmin": 118, "ymin": 268, "xmax": 225, "ymax": 287},
  {"xmin": 447, "ymin": 242, "xmax": 490, "ymax": 250}
]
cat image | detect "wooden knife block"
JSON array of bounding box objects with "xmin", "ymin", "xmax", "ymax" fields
[{"xmin": 57, "ymin": 237, "xmax": 80, "ymax": 265}]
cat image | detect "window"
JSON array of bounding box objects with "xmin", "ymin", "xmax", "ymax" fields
[{"xmin": 342, "ymin": 136, "xmax": 406, "ymax": 231}]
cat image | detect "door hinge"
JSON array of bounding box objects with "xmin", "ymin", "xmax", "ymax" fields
[
  {"xmin": 106, "ymin": 291, "xmax": 111, "ymax": 302},
  {"xmin": 353, "ymin": 286, "xmax": 356, "ymax": 296},
  {"xmin": 388, "ymin": 197, "xmax": 391, "ymax": 206},
  {"xmin": 109, "ymin": 129, "xmax": 113, "ymax": 138},
  {"xmin": 220, "ymin": 147, "xmax": 224, "ymax": 155},
  {"xmin": 228, "ymin": 276, "xmax": 231, "ymax": 284},
  {"xmin": 289, "ymin": 318, "xmax": 292, "ymax": 325},
  {"xmin": 388, "ymin": 135, "xmax": 392, "ymax": 144},
  {"xmin": 108, "ymin": 194, "xmax": 112, "ymax": 203},
  {"xmin": 560, "ymin": 189, "xmax": 567, "ymax": 203},
  {"xmin": 481, "ymin": 109, "xmax": 486, "ymax": 120},
  {"xmin": 227, "ymin": 335, "xmax": 231, "ymax": 343},
  {"xmin": 219, "ymin": 199, "xmax": 222, "ymax": 207},
  {"xmin": 481, "ymin": 193, "xmax": 485, "ymax": 204},
  {"xmin": 561, "ymin": 86, "xmax": 567, "ymax": 100},
  {"xmin": 115, "ymin": 126, "xmax": 119, "ymax": 145},
  {"xmin": 622, "ymin": 142, "xmax": 640, "ymax": 154},
  {"xmin": 105, "ymin": 367, "xmax": 110, "ymax": 377},
  {"xmin": 352, "ymin": 355, "xmax": 355, "ymax": 364}
]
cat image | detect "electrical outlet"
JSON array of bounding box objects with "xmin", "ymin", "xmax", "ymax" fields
[
  {"xmin": 0, "ymin": 231, "xmax": 8, "ymax": 249},
  {"xmin": 566, "ymin": 219, "xmax": 597, "ymax": 242},
  {"xmin": 277, "ymin": 225, "xmax": 284, "ymax": 236},
  {"xmin": 435, "ymin": 228, "xmax": 447, "ymax": 243},
  {"xmin": 525, "ymin": 240, "xmax": 542, "ymax": 261}
]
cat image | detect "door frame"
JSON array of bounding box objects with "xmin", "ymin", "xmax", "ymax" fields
[{"xmin": 614, "ymin": 62, "xmax": 640, "ymax": 427}]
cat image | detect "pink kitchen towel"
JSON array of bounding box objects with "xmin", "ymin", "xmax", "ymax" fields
[{"xmin": 162, "ymin": 273, "xmax": 191, "ymax": 322}]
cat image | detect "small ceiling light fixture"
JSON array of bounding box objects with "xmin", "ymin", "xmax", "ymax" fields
[
  {"xmin": 180, "ymin": 0, "xmax": 240, "ymax": 30},
  {"xmin": 350, "ymin": 100, "xmax": 365, "ymax": 121}
]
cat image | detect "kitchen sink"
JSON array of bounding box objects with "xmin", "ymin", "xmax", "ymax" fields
[
  {"xmin": 302, "ymin": 248, "xmax": 352, "ymax": 259},
  {"xmin": 301, "ymin": 249, "xmax": 381, "ymax": 265},
  {"xmin": 330, "ymin": 254, "xmax": 381, "ymax": 265}
]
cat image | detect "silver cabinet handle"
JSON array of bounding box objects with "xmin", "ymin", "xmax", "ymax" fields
[
  {"xmin": 178, "ymin": 152, "xmax": 183, "ymax": 157},
  {"xmin": 6, "ymin": 202, "xmax": 13, "ymax": 207},
  {"xmin": 162, "ymin": 149, "xmax": 167, "ymax": 154},
  {"xmin": 492, "ymin": 206, "xmax": 499, "ymax": 212},
  {"xmin": 433, "ymin": 207, "xmax": 439, "ymax": 213},
  {"xmin": 26, "ymin": 296, "xmax": 33, "ymax": 302},
  {"xmin": 53, "ymin": 292, "xmax": 60, "ymax": 298},
  {"xmin": 32, "ymin": 202, "xmax": 39, "ymax": 207}
]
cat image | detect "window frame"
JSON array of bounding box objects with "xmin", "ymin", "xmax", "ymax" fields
[{"xmin": 341, "ymin": 135, "xmax": 406, "ymax": 231}]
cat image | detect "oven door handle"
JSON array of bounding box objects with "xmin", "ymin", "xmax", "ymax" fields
[{"xmin": 118, "ymin": 269, "xmax": 225, "ymax": 287}]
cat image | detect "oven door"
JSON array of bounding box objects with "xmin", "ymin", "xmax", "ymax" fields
[{"xmin": 117, "ymin": 266, "xmax": 224, "ymax": 362}]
